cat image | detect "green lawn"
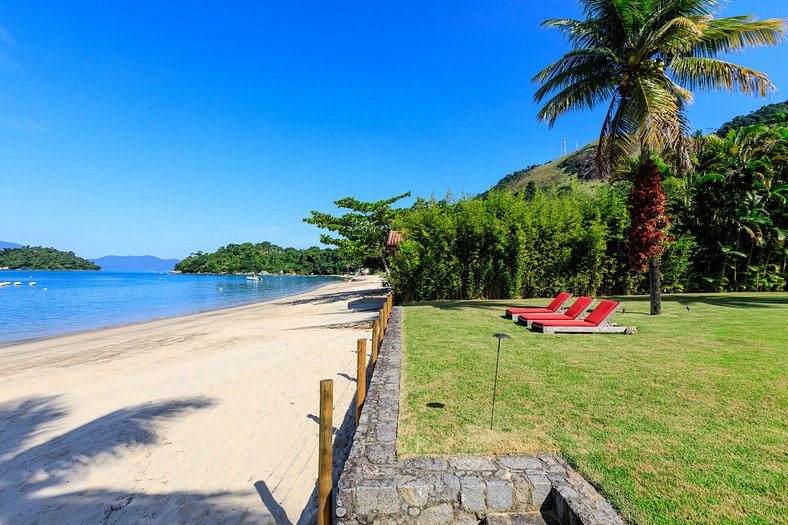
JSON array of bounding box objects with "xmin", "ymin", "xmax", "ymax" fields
[{"xmin": 399, "ymin": 293, "xmax": 788, "ymax": 525}]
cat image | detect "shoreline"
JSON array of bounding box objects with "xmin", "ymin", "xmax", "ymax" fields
[
  {"xmin": 0, "ymin": 275, "xmax": 349, "ymax": 349},
  {"xmin": 0, "ymin": 275, "xmax": 385, "ymax": 524},
  {"xmin": 0, "ymin": 270, "xmax": 353, "ymax": 351}
]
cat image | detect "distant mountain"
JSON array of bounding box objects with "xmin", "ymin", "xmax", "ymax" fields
[
  {"xmin": 0, "ymin": 241, "xmax": 23, "ymax": 250},
  {"xmin": 91, "ymin": 255, "xmax": 180, "ymax": 272}
]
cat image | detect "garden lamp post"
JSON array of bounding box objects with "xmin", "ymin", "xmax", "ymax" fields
[{"xmin": 491, "ymin": 333, "xmax": 511, "ymax": 430}]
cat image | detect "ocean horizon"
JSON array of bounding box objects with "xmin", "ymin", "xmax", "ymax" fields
[{"xmin": 0, "ymin": 270, "xmax": 341, "ymax": 345}]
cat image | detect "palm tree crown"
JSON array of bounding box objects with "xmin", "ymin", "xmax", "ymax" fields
[{"xmin": 533, "ymin": 0, "xmax": 786, "ymax": 177}]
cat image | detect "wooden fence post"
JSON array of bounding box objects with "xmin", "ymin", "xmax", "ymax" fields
[
  {"xmin": 356, "ymin": 339, "xmax": 367, "ymax": 428},
  {"xmin": 318, "ymin": 379, "xmax": 333, "ymax": 525},
  {"xmin": 371, "ymin": 320, "xmax": 379, "ymax": 371},
  {"xmin": 379, "ymin": 308, "xmax": 386, "ymax": 337}
]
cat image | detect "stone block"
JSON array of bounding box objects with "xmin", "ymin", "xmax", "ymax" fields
[
  {"xmin": 511, "ymin": 473, "xmax": 533, "ymax": 511},
  {"xmin": 498, "ymin": 456, "xmax": 544, "ymax": 471},
  {"xmin": 449, "ymin": 456, "xmax": 497, "ymax": 471},
  {"xmin": 337, "ymin": 486, "xmax": 354, "ymax": 518},
  {"xmin": 486, "ymin": 479, "xmax": 514, "ymax": 511},
  {"xmin": 403, "ymin": 457, "xmax": 448, "ymax": 471},
  {"xmin": 416, "ymin": 503, "xmax": 454, "ymax": 525},
  {"xmin": 426, "ymin": 474, "xmax": 460, "ymax": 503},
  {"xmin": 366, "ymin": 442, "xmax": 397, "ymax": 464},
  {"xmin": 459, "ymin": 476, "xmax": 486, "ymax": 512},
  {"xmin": 355, "ymin": 479, "xmax": 401, "ymax": 515},
  {"xmin": 526, "ymin": 473, "xmax": 552, "ymax": 508},
  {"xmin": 400, "ymin": 478, "xmax": 430, "ymax": 507}
]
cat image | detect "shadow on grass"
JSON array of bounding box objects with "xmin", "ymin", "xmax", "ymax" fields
[
  {"xmin": 0, "ymin": 395, "xmax": 266, "ymax": 524},
  {"xmin": 669, "ymin": 294, "xmax": 788, "ymax": 309},
  {"xmin": 406, "ymin": 293, "xmax": 788, "ymax": 313}
]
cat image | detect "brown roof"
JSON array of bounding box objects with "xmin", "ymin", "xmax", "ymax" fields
[{"xmin": 386, "ymin": 230, "xmax": 403, "ymax": 250}]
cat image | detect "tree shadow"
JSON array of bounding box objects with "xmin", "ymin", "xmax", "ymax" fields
[
  {"xmin": 274, "ymin": 288, "xmax": 387, "ymax": 307},
  {"xmin": 0, "ymin": 395, "xmax": 266, "ymax": 524},
  {"xmin": 406, "ymin": 293, "xmax": 788, "ymax": 312},
  {"xmin": 669, "ymin": 293, "xmax": 788, "ymax": 309}
]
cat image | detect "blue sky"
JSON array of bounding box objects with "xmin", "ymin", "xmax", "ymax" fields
[{"xmin": 1, "ymin": 1, "xmax": 786, "ymax": 259}]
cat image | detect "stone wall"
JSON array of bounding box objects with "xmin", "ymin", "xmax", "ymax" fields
[{"xmin": 336, "ymin": 307, "xmax": 624, "ymax": 525}]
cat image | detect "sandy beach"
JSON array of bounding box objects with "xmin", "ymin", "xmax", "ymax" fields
[{"xmin": 0, "ymin": 275, "xmax": 385, "ymax": 524}]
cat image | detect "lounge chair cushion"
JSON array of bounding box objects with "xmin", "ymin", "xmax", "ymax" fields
[
  {"xmin": 505, "ymin": 292, "xmax": 571, "ymax": 316},
  {"xmin": 516, "ymin": 297, "xmax": 594, "ymax": 322}
]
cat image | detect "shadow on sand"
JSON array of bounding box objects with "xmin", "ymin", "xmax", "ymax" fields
[
  {"xmin": 274, "ymin": 288, "xmax": 387, "ymax": 308},
  {"xmin": 0, "ymin": 395, "xmax": 268, "ymax": 524}
]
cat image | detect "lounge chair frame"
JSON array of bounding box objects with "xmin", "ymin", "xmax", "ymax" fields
[{"xmin": 534, "ymin": 302, "xmax": 637, "ymax": 334}]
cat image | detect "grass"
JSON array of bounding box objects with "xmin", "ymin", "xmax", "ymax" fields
[{"xmin": 399, "ymin": 293, "xmax": 788, "ymax": 525}]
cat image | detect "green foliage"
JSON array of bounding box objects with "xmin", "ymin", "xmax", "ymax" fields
[
  {"xmin": 716, "ymin": 100, "xmax": 788, "ymax": 136},
  {"xmin": 0, "ymin": 246, "xmax": 99, "ymax": 270},
  {"xmin": 390, "ymin": 118, "xmax": 788, "ymax": 300},
  {"xmin": 303, "ymin": 192, "xmax": 411, "ymax": 273},
  {"xmin": 670, "ymin": 122, "xmax": 788, "ymax": 292},
  {"xmin": 390, "ymin": 185, "xmax": 638, "ymax": 301},
  {"xmin": 174, "ymin": 241, "xmax": 348, "ymax": 275}
]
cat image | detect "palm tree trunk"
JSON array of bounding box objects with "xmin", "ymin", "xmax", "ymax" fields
[{"xmin": 649, "ymin": 255, "xmax": 662, "ymax": 315}]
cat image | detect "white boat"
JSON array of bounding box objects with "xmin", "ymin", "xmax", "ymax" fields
[{"xmin": 246, "ymin": 274, "xmax": 262, "ymax": 281}]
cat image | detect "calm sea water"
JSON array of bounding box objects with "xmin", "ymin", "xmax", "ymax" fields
[{"xmin": 0, "ymin": 271, "xmax": 341, "ymax": 345}]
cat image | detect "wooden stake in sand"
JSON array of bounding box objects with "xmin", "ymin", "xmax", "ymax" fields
[
  {"xmin": 356, "ymin": 339, "xmax": 367, "ymax": 428},
  {"xmin": 318, "ymin": 379, "xmax": 333, "ymax": 525},
  {"xmin": 371, "ymin": 320, "xmax": 379, "ymax": 371}
]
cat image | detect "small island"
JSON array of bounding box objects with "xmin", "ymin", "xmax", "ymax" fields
[
  {"xmin": 0, "ymin": 246, "xmax": 100, "ymax": 271},
  {"xmin": 175, "ymin": 241, "xmax": 348, "ymax": 275}
]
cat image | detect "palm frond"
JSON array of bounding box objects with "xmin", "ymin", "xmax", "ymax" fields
[
  {"xmin": 596, "ymin": 93, "xmax": 637, "ymax": 178},
  {"xmin": 693, "ymin": 16, "xmax": 787, "ymax": 57},
  {"xmin": 640, "ymin": 15, "xmax": 707, "ymax": 56},
  {"xmin": 532, "ymin": 48, "xmax": 618, "ymax": 86},
  {"xmin": 668, "ymin": 57, "xmax": 776, "ymax": 96},
  {"xmin": 536, "ymin": 74, "xmax": 614, "ymax": 126}
]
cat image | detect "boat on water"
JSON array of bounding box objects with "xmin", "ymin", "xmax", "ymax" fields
[{"xmin": 246, "ymin": 274, "xmax": 262, "ymax": 281}]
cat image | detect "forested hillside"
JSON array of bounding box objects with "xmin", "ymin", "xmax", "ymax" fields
[
  {"xmin": 0, "ymin": 247, "xmax": 100, "ymax": 270},
  {"xmin": 175, "ymin": 242, "xmax": 348, "ymax": 275},
  {"xmin": 716, "ymin": 100, "xmax": 788, "ymax": 136},
  {"xmin": 488, "ymin": 101, "xmax": 788, "ymax": 195}
]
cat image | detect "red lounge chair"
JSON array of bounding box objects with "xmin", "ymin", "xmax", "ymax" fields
[
  {"xmin": 505, "ymin": 292, "xmax": 572, "ymax": 318},
  {"xmin": 515, "ymin": 297, "xmax": 594, "ymax": 328},
  {"xmin": 531, "ymin": 300, "xmax": 636, "ymax": 334}
]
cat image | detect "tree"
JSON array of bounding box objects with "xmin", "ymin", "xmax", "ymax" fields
[
  {"xmin": 304, "ymin": 192, "xmax": 411, "ymax": 274},
  {"xmin": 534, "ymin": 0, "xmax": 785, "ymax": 313},
  {"xmin": 627, "ymin": 158, "xmax": 671, "ymax": 313}
]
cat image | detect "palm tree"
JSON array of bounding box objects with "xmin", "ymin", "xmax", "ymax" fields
[{"xmin": 533, "ymin": 0, "xmax": 785, "ymax": 314}]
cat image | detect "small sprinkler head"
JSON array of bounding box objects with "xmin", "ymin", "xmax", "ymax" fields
[
  {"xmin": 493, "ymin": 333, "xmax": 512, "ymax": 340},
  {"xmin": 686, "ymin": 306, "xmax": 690, "ymax": 311}
]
